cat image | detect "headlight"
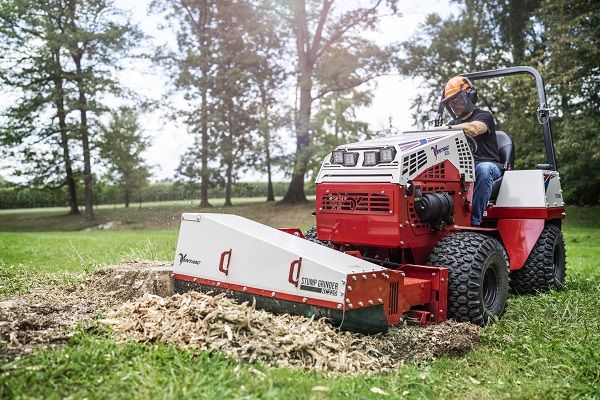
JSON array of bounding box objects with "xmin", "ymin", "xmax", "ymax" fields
[
  {"xmin": 379, "ymin": 147, "xmax": 396, "ymax": 163},
  {"xmin": 363, "ymin": 151, "xmax": 379, "ymax": 166},
  {"xmin": 331, "ymin": 150, "xmax": 345, "ymax": 164},
  {"xmin": 343, "ymin": 152, "xmax": 358, "ymax": 166}
]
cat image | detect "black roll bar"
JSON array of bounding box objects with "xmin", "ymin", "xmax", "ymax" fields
[{"xmin": 435, "ymin": 66, "xmax": 557, "ymax": 170}]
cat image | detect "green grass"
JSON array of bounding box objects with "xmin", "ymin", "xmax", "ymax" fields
[{"xmin": 0, "ymin": 204, "xmax": 599, "ymax": 399}]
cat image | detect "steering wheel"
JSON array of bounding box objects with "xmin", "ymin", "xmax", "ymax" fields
[{"xmin": 464, "ymin": 134, "xmax": 478, "ymax": 154}]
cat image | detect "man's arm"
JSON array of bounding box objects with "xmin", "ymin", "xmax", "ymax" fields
[{"xmin": 450, "ymin": 121, "xmax": 488, "ymax": 137}]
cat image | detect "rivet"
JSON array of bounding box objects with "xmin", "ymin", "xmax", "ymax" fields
[
  {"xmin": 378, "ymin": 298, "xmax": 383, "ymax": 303},
  {"xmin": 352, "ymin": 276, "xmax": 357, "ymax": 281},
  {"xmin": 401, "ymin": 272, "xmax": 406, "ymax": 277},
  {"xmin": 347, "ymin": 286, "xmax": 352, "ymax": 291},
  {"xmin": 432, "ymin": 272, "xmax": 436, "ymax": 276},
  {"xmin": 302, "ymin": 297, "xmax": 307, "ymax": 303},
  {"xmin": 358, "ymin": 301, "xmax": 364, "ymax": 307},
  {"xmin": 368, "ymin": 300, "xmax": 374, "ymax": 305},
  {"xmin": 362, "ymin": 274, "xmax": 367, "ymax": 280},
  {"xmin": 349, "ymin": 303, "xmax": 354, "ymax": 309},
  {"xmin": 400, "ymin": 241, "xmax": 405, "ymax": 245},
  {"xmin": 441, "ymin": 278, "xmax": 445, "ymax": 282},
  {"xmin": 271, "ymin": 291, "xmax": 276, "ymax": 297},
  {"xmin": 372, "ymin": 274, "xmax": 377, "ymax": 279},
  {"xmin": 399, "ymin": 224, "xmax": 403, "ymax": 228},
  {"xmin": 337, "ymin": 304, "xmax": 342, "ymax": 309},
  {"xmin": 243, "ymin": 286, "xmax": 247, "ymax": 291}
]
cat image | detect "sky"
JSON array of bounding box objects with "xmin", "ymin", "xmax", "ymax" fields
[{"xmin": 1, "ymin": 0, "xmax": 453, "ymax": 183}]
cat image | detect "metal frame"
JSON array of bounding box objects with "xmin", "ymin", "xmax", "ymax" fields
[{"xmin": 436, "ymin": 66, "xmax": 558, "ymax": 170}]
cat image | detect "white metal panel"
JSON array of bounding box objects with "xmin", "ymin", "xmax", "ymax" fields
[
  {"xmin": 314, "ymin": 129, "xmax": 474, "ymax": 185},
  {"xmin": 544, "ymin": 171, "xmax": 564, "ymax": 207},
  {"xmin": 172, "ymin": 213, "xmax": 387, "ymax": 303},
  {"xmin": 494, "ymin": 170, "xmax": 547, "ymax": 207}
]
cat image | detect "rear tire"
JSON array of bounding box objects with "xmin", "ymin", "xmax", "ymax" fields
[
  {"xmin": 429, "ymin": 232, "xmax": 509, "ymax": 326},
  {"xmin": 510, "ymin": 224, "xmax": 566, "ymax": 294}
]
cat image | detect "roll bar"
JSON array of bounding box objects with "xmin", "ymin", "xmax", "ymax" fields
[{"xmin": 435, "ymin": 66, "xmax": 557, "ymax": 170}]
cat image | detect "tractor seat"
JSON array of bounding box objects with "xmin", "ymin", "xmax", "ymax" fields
[{"xmin": 489, "ymin": 131, "xmax": 515, "ymax": 202}]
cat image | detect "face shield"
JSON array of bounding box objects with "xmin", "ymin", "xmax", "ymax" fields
[{"xmin": 442, "ymin": 90, "xmax": 475, "ymax": 119}]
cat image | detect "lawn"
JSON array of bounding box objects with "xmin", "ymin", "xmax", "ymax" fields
[{"xmin": 0, "ymin": 202, "xmax": 598, "ymax": 399}]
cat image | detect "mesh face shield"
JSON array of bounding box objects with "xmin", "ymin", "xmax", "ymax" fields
[{"xmin": 442, "ymin": 90, "xmax": 475, "ymax": 119}]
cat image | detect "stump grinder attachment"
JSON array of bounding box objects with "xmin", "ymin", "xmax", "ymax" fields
[{"xmin": 172, "ymin": 213, "xmax": 447, "ymax": 333}]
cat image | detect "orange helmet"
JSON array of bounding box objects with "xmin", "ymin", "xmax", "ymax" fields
[
  {"xmin": 443, "ymin": 76, "xmax": 473, "ymax": 99},
  {"xmin": 441, "ymin": 75, "xmax": 478, "ymax": 119}
]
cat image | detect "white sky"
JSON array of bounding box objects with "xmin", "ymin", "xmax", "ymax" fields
[{"xmin": 1, "ymin": 0, "xmax": 452, "ymax": 183}]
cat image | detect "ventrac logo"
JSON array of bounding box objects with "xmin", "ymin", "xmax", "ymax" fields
[
  {"xmin": 431, "ymin": 144, "xmax": 450, "ymax": 159},
  {"xmin": 178, "ymin": 253, "xmax": 201, "ymax": 266}
]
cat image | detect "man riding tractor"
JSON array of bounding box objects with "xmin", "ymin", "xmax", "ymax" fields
[{"xmin": 439, "ymin": 76, "xmax": 502, "ymax": 226}]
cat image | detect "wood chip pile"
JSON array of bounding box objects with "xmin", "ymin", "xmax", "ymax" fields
[{"xmin": 103, "ymin": 291, "xmax": 482, "ymax": 373}]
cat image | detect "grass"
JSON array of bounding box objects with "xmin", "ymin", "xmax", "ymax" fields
[{"xmin": 0, "ymin": 202, "xmax": 599, "ymax": 399}]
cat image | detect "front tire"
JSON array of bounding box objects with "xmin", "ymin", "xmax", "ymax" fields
[
  {"xmin": 510, "ymin": 224, "xmax": 566, "ymax": 294},
  {"xmin": 429, "ymin": 232, "xmax": 509, "ymax": 326}
]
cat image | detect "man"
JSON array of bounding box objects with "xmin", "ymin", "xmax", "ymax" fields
[{"xmin": 441, "ymin": 76, "xmax": 502, "ymax": 226}]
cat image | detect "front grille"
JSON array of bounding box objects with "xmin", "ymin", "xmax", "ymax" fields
[{"xmin": 321, "ymin": 191, "xmax": 391, "ymax": 214}]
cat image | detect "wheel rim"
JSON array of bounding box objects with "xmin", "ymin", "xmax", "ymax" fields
[{"xmin": 482, "ymin": 266, "xmax": 498, "ymax": 309}]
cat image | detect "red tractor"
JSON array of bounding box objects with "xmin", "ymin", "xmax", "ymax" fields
[{"xmin": 172, "ymin": 67, "xmax": 566, "ymax": 332}]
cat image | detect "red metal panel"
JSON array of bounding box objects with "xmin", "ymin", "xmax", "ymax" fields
[
  {"xmin": 343, "ymin": 270, "xmax": 405, "ymax": 325},
  {"xmin": 486, "ymin": 206, "xmax": 565, "ymax": 220},
  {"xmin": 316, "ymin": 183, "xmax": 404, "ymax": 248},
  {"xmin": 497, "ymin": 219, "xmax": 545, "ymax": 270},
  {"xmin": 398, "ymin": 264, "xmax": 448, "ymax": 323}
]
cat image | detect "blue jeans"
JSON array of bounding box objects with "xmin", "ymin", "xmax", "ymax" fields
[{"xmin": 472, "ymin": 162, "xmax": 502, "ymax": 226}]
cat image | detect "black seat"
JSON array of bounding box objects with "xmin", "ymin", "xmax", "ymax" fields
[{"xmin": 489, "ymin": 131, "xmax": 515, "ymax": 201}]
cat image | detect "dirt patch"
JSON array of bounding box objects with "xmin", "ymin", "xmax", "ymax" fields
[
  {"xmin": 1, "ymin": 262, "xmax": 481, "ymax": 372},
  {"xmin": 0, "ymin": 261, "xmax": 173, "ymax": 359}
]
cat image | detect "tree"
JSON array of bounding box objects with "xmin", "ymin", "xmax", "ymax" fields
[
  {"xmin": 61, "ymin": 0, "xmax": 143, "ymax": 219},
  {"xmin": 278, "ymin": 0, "xmax": 399, "ymax": 204},
  {"xmin": 246, "ymin": 1, "xmax": 290, "ymax": 202},
  {"xmin": 98, "ymin": 108, "xmax": 151, "ymax": 208},
  {"xmin": 152, "ymin": 0, "xmax": 219, "ymax": 208},
  {"xmin": 538, "ymin": 0, "xmax": 600, "ymax": 204},
  {"xmin": 0, "ymin": 1, "xmax": 80, "ymax": 214},
  {"xmin": 401, "ymin": 0, "xmax": 600, "ymax": 205},
  {"xmin": 308, "ymin": 88, "xmax": 372, "ymax": 179}
]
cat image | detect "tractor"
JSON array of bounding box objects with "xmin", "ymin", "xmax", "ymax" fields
[{"xmin": 171, "ymin": 66, "xmax": 566, "ymax": 333}]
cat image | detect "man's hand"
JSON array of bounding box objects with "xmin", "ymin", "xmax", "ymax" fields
[{"xmin": 450, "ymin": 121, "xmax": 488, "ymax": 136}]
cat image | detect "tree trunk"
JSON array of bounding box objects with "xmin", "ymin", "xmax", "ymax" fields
[
  {"xmin": 73, "ymin": 54, "xmax": 94, "ymax": 220},
  {"xmin": 259, "ymin": 87, "xmax": 275, "ymax": 202},
  {"xmin": 281, "ymin": 0, "xmax": 318, "ymax": 204},
  {"xmin": 65, "ymin": 0, "xmax": 94, "ymax": 219},
  {"xmin": 224, "ymin": 159, "xmax": 233, "ymax": 207},
  {"xmin": 266, "ymin": 143, "xmax": 274, "ymax": 201},
  {"xmin": 281, "ymin": 80, "xmax": 312, "ymax": 204},
  {"xmin": 198, "ymin": 0, "xmax": 212, "ymax": 209},
  {"xmin": 52, "ymin": 49, "xmax": 79, "ymax": 215},
  {"xmin": 124, "ymin": 189, "xmax": 130, "ymax": 208}
]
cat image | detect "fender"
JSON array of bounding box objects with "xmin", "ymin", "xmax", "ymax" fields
[{"xmin": 497, "ymin": 219, "xmax": 545, "ymax": 270}]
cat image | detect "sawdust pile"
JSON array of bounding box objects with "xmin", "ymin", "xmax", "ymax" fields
[
  {"xmin": 1, "ymin": 262, "xmax": 481, "ymax": 372},
  {"xmin": 103, "ymin": 291, "xmax": 482, "ymax": 373}
]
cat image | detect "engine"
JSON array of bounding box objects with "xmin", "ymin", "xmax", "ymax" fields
[{"xmin": 314, "ymin": 129, "xmax": 475, "ymax": 264}]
